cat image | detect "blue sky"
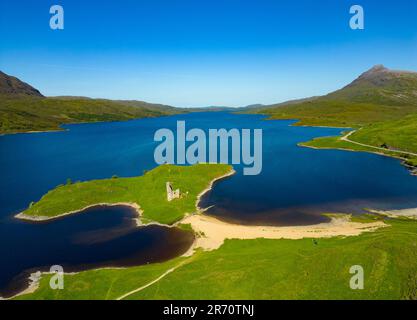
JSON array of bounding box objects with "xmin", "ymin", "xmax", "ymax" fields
[{"xmin": 0, "ymin": 0, "xmax": 416, "ymax": 107}]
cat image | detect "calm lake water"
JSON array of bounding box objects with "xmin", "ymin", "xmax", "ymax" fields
[{"xmin": 1, "ymin": 112, "xmax": 417, "ymax": 296}]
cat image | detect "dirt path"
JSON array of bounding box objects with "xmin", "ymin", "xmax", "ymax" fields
[
  {"xmin": 115, "ymin": 259, "xmax": 190, "ymax": 300},
  {"xmin": 341, "ymin": 130, "xmax": 417, "ymax": 157}
]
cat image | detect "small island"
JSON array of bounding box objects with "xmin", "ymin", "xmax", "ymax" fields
[{"xmin": 16, "ymin": 164, "xmax": 234, "ymax": 225}]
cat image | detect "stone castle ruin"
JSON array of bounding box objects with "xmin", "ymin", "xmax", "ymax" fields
[{"xmin": 166, "ymin": 182, "xmax": 180, "ymax": 201}]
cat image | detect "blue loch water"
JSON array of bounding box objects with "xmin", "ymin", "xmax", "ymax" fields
[{"xmin": 1, "ymin": 112, "xmax": 417, "ymax": 296}]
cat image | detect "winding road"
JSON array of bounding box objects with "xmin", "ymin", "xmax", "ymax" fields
[{"xmin": 341, "ymin": 130, "xmax": 417, "ymax": 157}]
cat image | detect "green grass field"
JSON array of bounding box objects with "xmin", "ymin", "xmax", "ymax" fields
[
  {"xmin": 15, "ymin": 217, "xmax": 417, "ymax": 300},
  {"xmin": 19, "ymin": 164, "xmax": 233, "ymax": 225}
]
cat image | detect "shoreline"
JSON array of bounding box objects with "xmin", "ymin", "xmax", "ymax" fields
[
  {"xmin": 257, "ymin": 115, "xmax": 417, "ymax": 175},
  {"xmin": 15, "ymin": 202, "xmax": 143, "ymax": 222},
  {"xmin": 195, "ymin": 168, "xmax": 236, "ymax": 212},
  {"xmin": 14, "ymin": 166, "xmax": 236, "ymax": 224},
  {"xmin": 0, "ymin": 128, "xmax": 67, "ymax": 137},
  {"xmin": 300, "ymin": 143, "xmax": 417, "ymax": 176},
  {"xmin": 0, "ymin": 112, "xmax": 190, "ymax": 137}
]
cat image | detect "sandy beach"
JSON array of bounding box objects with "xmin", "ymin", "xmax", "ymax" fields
[{"xmin": 181, "ymin": 214, "xmax": 387, "ymax": 251}]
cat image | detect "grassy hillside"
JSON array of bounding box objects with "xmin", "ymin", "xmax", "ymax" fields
[
  {"xmin": 0, "ymin": 95, "xmax": 185, "ymax": 134},
  {"xmin": 326, "ymin": 65, "xmax": 417, "ymax": 106},
  {"xmin": 0, "ymin": 70, "xmax": 188, "ymax": 134},
  {"xmin": 18, "ymin": 164, "xmax": 233, "ymax": 225},
  {"xmin": 259, "ymin": 100, "xmax": 417, "ymax": 127},
  {"xmin": 15, "ymin": 217, "xmax": 417, "ymax": 300},
  {"xmin": 254, "ymin": 65, "xmax": 417, "ymax": 160},
  {"xmin": 257, "ymin": 66, "xmax": 417, "ymax": 127}
]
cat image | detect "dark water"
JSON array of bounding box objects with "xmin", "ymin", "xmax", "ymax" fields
[
  {"xmin": 1, "ymin": 112, "xmax": 417, "ymax": 295},
  {"xmin": 0, "ymin": 205, "xmax": 193, "ymax": 297},
  {"xmin": 200, "ymin": 114, "xmax": 417, "ymax": 225}
]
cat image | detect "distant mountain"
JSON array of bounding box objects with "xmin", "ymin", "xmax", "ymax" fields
[
  {"xmin": 187, "ymin": 106, "xmax": 237, "ymax": 112},
  {"xmin": 0, "ymin": 71, "xmax": 43, "ymax": 97},
  {"xmin": 256, "ymin": 65, "xmax": 417, "ymax": 127},
  {"xmin": 240, "ymin": 104, "xmax": 265, "ymax": 110},
  {"xmin": 264, "ymin": 97, "xmax": 319, "ymax": 108}
]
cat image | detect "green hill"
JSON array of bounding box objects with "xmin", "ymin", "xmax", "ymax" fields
[
  {"xmin": 0, "ymin": 71, "xmax": 185, "ymax": 134},
  {"xmin": 256, "ymin": 65, "xmax": 417, "ymax": 127},
  {"xmin": 253, "ymin": 65, "xmax": 417, "ymax": 166},
  {"xmin": 325, "ymin": 65, "xmax": 417, "ymax": 107}
]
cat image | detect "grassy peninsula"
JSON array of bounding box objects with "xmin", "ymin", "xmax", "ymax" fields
[{"xmin": 18, "ymin": 164, "xmax": 234, "ymax": 225}]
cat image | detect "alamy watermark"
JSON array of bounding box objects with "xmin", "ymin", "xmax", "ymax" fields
[
  {"xmin": 48, "ymin": 4, "xmax": 364, "ymax": 31},
  {"xmin": 349, "ymin": 265, "xmax": 364, "ymax": 290},
  {"xmin": 49, "ymin": 265, "xmax": 64, "ymax": 290},
  {"xmin": 50, "ymin": 5, "xmax": 64, "ymax": 30},
  {"xmin": 350, "ymin": 5, "xmax": 364, "ymax": 30},
  {"xmin": 154, "ymin": 121, "xmax": 263, "ymax": 175}
]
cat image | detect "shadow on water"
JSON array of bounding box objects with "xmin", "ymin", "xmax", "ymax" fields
[{"xmin": 0, "ymin": 205, "xmax": 194, "ymax": 298}]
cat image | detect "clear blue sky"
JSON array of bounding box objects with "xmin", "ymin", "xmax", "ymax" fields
[{"xmin": 0, "ymin": 0, "xmax": 416, "ymax": 107}]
